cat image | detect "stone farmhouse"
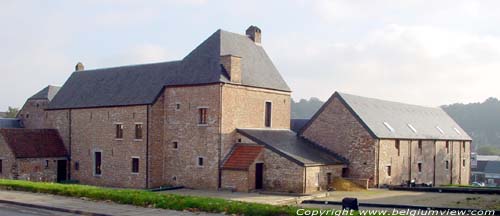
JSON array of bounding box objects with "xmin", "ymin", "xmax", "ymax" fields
[{"xmin": 2, "ymin": 26, "xmax": 471, "ymax": 193}]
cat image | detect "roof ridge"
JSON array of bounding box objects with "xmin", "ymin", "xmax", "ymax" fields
[
  {"xmin": 338, "ymin": 91, "xmax": 442, "ymax": 110},
  {"xmin": 74, "ymin": 60, "xmax": 182, "ymax": 73}
]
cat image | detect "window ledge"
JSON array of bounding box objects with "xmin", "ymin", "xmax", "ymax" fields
[
  {"xmin": 131, "ymin": 172, "xmax": 139, "ymax": 175},
  {"xmin": 115, "ymin": 138, "xmax": 124, "ymax": 141},
  {"xmin": 133, "ymin": 139, "xmax": 143, "ymax": 142},
  {"xmin": 197, "ymin": 124, "xmax": 209, "ymax": 127},
  {"xmin": 93, "ymin": 175, "xmax": 102, "ymax": 178}
]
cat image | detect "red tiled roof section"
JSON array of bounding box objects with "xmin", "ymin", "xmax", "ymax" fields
[
  {"xmin": 223, "ymin": 145, "xmax": 263, "ymax": 171},
  {"xmin": 0, "ymin": 129, "xmax": 68, "ymax": 158}
]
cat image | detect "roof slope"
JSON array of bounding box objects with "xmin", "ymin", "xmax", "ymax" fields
[
  {"xmin": 49, "ymin": 29, "xmax": 290, "ymax": 110},
  {"xmin": 334, "ymin": 92, "xmax": 471, "ymax": 140},
  {"xmin": 0, "ymin": 129, "xmax": 67, "ymax": 158},
  {"xmin": 29, "ymin": 85, "xmax": 61, "ymax": 101},
  {"xmin": 222, "ymin": 144, "xmax": 263, "ymax": 170},
  {"xmin": 237, "ymin": 128, "xmax": 345, "ymax": 166},
  {"xmin": 0, "ymin": 118, "xmax": 22, "ymax": 128}
]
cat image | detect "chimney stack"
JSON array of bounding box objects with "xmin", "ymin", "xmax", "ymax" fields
[
  {"xmin": 75, "ymin": 62, "xmax": 85, "ymax": 71},
  {"xmin": 220, "ymin": 55, "xmax": 242, "ymax": 83},
  {"xmin": 246, "ymin": 25, "xmax": 261, "ymax": 44}
]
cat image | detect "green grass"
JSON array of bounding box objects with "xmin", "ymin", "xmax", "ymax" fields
[
  {"xmin": 0, "ymin": 179, "xmax": 390, "ymax": 215},
  {"xmin": 0, "ymin": 179, "xmax": 301, "ymax": 216}
]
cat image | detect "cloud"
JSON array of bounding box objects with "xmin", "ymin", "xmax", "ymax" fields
[{"xmin": 270, "ymin": 24, "xmax": 500, "ymax": 106}]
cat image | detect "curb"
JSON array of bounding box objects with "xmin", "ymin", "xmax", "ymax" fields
[{"xmin": 0, "ymin": 199, "xmax": 113, "ymax": 216}]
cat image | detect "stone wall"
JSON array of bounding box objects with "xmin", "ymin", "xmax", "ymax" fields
[
  {"xmin": 148, "ymin": 94, "xmax": 165, "ymax": 188},
  {"xmin": 0, "ymin": 135, "xmax": 16, "ymax": 179},
  {"xmin": 261, "ymin": 149, "xmax": 304, "ymax": 193},
  {"xmin": 70, "ymin": 105, "xmax": 148, "ymax": 188},
  {"xmin": 162, "ymin": 84, "xmax": 222, "ymax": 189},
  {"xmin": 18, "ymin": 99, "xmax": 51, "ymax": 129},
  {"xmin": 304, "ymin": 165, "xmax": 343, "ymax": 194},
  {"xmin": 220, "ymin": 84, "xmax": 291, "ymax": 158},
  {"xmin": 301, "ymin": 96, "xmax": 378, "ymax": 186},
  {"xmin": 15, "ymin": 158, "xmax": 61, "ymax": 182},
  {"xmin": 379, "ymin": 139, "xmax": 469, "ymax": 186}
]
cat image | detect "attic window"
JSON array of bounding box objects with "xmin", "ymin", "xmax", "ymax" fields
[
  {"xmin": 453, "ymin": 127, "xmax": 462, "ymax": 135},
  {"xmin": 436, "ymin": 126, "xmax": 445, "ymax": 135},
  {"xmin": 383, "ymin": 122, "xmax": 395, "ymax": 133},
  {"xmin": 407, "ymin": 124, "xmax": 417, "ymax": 134}
]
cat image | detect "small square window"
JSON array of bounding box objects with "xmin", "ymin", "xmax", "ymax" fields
[
  {"xmin": 445, "ymin": 160, "xmax": 449, "ymax": 169},
  {"xmin": 175, "ymin": 103, "xmax": 181, "ymax": 110},
  {"xmin": 445, "ymin": 141, "xmax": 450, "ymax": 153},
  {"xmin": 197, "ymin": 157, "xmax": 204, "ymax": 166},
  {"xmin": 132, "ymin": 158, "xmax": 139, "ymax": 173},
  {"xmin": 74, "ymin": 161, "xmax": 79, "ymax": 171},
  {"xmin": 173, "ymin": 141, "xmax": 178, "ymax": 149},
  {"xmin": 198, "ymin": 108, "xmax": 208, "ymax": 125},
  {"xmin": 45, "ymin": 160, "xmax": 49, "ymax": 168},
  {"xmin": 418, "ymin": 162, "xmax": 422, "ymax": 173},
  {"xmin": 386, "ymin": 166, "xmax": 391, "ymax": 177},
  {"xmin": 135, "ymin": 124, "xmax": 143, "ymax": 140},
  {"xmin": 115, "ymin": 124, "xmax": 123, "ymax": 139},
  {"xmin": 462, "ymin": 159, "xmax": 466, "ymax": 167},
  {"xmin": 462, "ymin": 142, "xmax": 466, "ymax": 152}
]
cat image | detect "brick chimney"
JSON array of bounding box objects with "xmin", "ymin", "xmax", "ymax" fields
[
  {"xmin": 75, "ymin": 62, "xmax": 85, "ymax": 71},
  {"xmin": 220, "ymin": 55, "xmax": 242, "ymax": 83},
  {"xmin": 246, "ymin": 25, "xmax": 261, "ymax": 44}
]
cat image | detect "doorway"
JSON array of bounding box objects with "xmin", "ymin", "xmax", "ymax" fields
[
  {"xmin": 255, "ymin": 163, "xmax": 264, "ymax": 190},
  {"xmin": 57, "ymin": 160, "xmax": 67, "ymax": 182}
]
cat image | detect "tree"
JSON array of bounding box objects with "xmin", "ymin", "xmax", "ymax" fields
[
  {"xmin": 5, "ymin": 107, "xmax": 19, "ymax": 118},
  {"xmin": 477, "ymin": 146, "xmax": 500, "ymax": 156}
]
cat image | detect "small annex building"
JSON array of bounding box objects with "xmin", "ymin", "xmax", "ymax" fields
[{"xmin": 0, "ymin": 129, "xmax": 68, "ymax": 182}]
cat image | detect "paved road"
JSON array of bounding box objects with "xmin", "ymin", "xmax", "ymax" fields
[{"xmin": 0, "ymin": 203, "xmax": 79, "ymax": 216}]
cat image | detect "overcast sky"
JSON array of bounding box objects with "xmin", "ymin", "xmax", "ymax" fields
[{"xmin": 2, "ymin": 0, "xmax": 500, "ymax": 111}]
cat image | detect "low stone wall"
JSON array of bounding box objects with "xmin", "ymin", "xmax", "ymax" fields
[{"xmin": 344, "ymin": 178, "xmax": 370, "ymax": 189}]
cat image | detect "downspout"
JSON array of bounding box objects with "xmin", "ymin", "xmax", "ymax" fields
[
  {"xmin": 146, "ymin": 106, "xmax": 150, "ymax": 188},
  {"xmin": 218, "ymin": 83, "xmax": 223, "ymax": 189},
  {"xmin": 377, "ymin": 139, "xmax": 380, "ymax": 188},
  {"xmin": 433, "ymin": 140, "xmax": 436, "ymax": 186},
  {"xmin": 68, "ymin": 109, "xmax": 72, "ymax": 180},
  {"xmin": 408, "ymin": 140, "xmax": 412, "ymax": 182},
  {"xmin": 459, "ymin": 141, "xmax": 462, "ymax": 184},
  {"xmin": 303, "ymin": 167, "xmax": 307, "ymax": 194},
  {"xmin": 450, "ymin": 141, "xmax": 453, "ymax": 184}
]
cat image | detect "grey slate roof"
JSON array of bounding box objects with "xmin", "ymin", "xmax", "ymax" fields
[
  {"xmin": 237, "ymin": 128, "xmax": 345, "ymax": 166},
  {"xmin": 291, "ymin": 119, "xmax": 309, "ymax": 133},
  {"xmin": 0, "ymin": 118, "xmax": 22, "ymax": 128},
  {"xmin": 29, "ymin": 85, "xmax": 61, "ymax": 101},
  {"xmin": 484, "ymin": 161, "xmax": 500, "ymax": 174},
  {"xmin": 332, "ymin": 92, "xmax": 472, "ymax": 140},
  {"xmin": 48, "ymin": 29, "xmax": 290, "ymax": 110}
]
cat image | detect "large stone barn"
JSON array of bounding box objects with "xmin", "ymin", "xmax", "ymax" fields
[{"xmin": 297, "ymin": 92, "xmax": 472, "ymax": 187}]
